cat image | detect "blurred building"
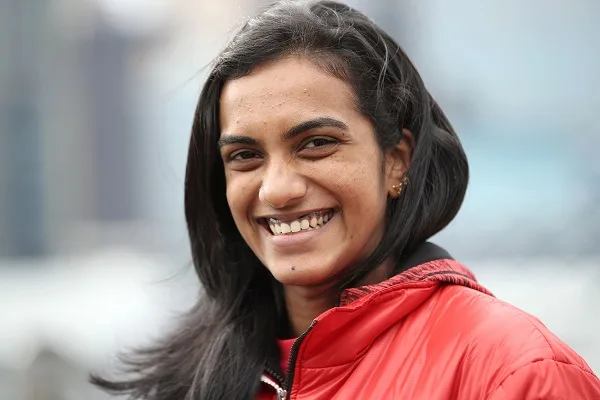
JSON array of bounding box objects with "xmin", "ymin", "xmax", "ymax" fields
[
  {"xmin": 0, "ymin": 0, "xmax": 165, "ymax": 258},
  {"xmin": 0, "ymin": 0, "xmax": 47, "ymax": 257},
  {"xmin": 24, "ymin": 347, "xmax": 85, "ymax": 400}
]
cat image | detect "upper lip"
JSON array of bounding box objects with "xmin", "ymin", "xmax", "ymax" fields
[{"xmin": 256, "ymin": 208, "xmax": 334, "ymax": 223}]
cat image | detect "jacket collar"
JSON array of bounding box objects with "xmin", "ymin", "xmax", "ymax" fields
[
  {"xmin": 339, "ymin": 242, "xmax": 491, "ymax": 306},
  {"xmin": 293, "ymin": 244, "xmax": 493, "ymax": 368}
]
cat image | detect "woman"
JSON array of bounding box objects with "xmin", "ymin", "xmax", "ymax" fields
[{"xmin": 94, "ymin": 1, "xmax": 600, "ymax": 399}]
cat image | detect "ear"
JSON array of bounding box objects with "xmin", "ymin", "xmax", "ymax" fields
[{"xmin": 385, "ymin": 128, "xmax": 414, "ymax": 198}]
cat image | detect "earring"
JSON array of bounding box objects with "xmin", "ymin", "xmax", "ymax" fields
[{"xmin": 392, "ymin": 176, "xmax": 409, "ymax": 196}]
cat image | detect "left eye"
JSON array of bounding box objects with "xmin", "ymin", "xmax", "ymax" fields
[{"xmin": 303, "ymin": 138, "xmax": 336, "ymax": 148}]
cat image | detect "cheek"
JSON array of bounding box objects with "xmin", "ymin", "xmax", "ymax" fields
[
  {"xmin": 325, "ymin": 156, "xmax": 387, "ymax": 207},
  {"xmin": 225, "ymin": 177, "xmax": 252, "ymax": 222},
  {"xmin": 329, "ymin": 161, "xmax": 388, "ymax": 237}
]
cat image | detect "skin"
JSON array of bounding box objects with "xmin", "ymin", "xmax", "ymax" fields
[{"xmin": 219, "ymin": 56, "xmax": 412, "ymax": 336}]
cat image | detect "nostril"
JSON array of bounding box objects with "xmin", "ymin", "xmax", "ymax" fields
[
  {"xmin": 259, "ymin": 177, "xmax": 308, "ymax": 209},
  {"xmin": 259, "ymin": 188, "xmax": 279, "ymax": 209}
]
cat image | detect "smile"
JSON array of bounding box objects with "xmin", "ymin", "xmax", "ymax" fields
[{"xmin": 262, "ymin": 209, "xmax": 335, "ymax": 236}]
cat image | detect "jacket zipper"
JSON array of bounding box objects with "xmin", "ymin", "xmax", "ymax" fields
[
  {"xmin": 260, "ymin": 374, "xmax": 287, "ymax": 400},
  {"xmin": 282, "ymin": 320, "xmax": 317, "ymax": 399},
  {"xmin": 261, "ymin": 320, "xmax": 318, "ymax": 400}
]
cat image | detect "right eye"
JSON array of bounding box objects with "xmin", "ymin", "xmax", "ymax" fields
[{"xmin": 229, "ymin": 150, "xmax": 260, "ymax": 161}]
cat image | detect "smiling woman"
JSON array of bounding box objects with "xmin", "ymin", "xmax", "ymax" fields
[
  {"xmin": 218, "ymin": 57, "xmax": 409, "ymax": 294},
  {"xmin": 92, "ymin": 1, "xmax": 600, "ymax": 400}
]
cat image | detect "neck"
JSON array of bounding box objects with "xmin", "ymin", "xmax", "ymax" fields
[{"xmin": 283, "ymin": 259, "xmax": 394, "ymax": 337}]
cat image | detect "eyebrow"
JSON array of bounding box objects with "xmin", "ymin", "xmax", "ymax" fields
[
  {"xmin": 217, "ymin": 116, "xmax": 348, "ymax": 148},
  {"xmin": 217, "ymin": 135, "xmax": 257, "ymax": 148},
  {"xmin": 283, "ymin": 117, "xmax": 348, "ymax": 140}
]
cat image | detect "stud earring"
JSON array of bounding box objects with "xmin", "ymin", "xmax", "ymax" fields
[{"xmin": 392, "ymin": 176, "xmax": 409, "ymax": 196}]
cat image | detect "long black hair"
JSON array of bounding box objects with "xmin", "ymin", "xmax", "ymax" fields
[{"xmin": 92, "ymin": 1, "xmax": 468, "ymax": 399}]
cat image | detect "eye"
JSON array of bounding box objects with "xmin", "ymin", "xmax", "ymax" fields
[
  {"xmin": 302, "ymin": 137, "xmax": 337, "ymax": 149},
  {"xmin": 229, "ymin": 149, "xmax": 261, "ymax": 161}
]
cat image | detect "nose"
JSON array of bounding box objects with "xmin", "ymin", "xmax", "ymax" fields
[{"xmin": 259, "ymin": 161, "xmax": 307, "ymax": 209}]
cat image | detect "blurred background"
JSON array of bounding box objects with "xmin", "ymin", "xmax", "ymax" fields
[{"xmin": 1, "ymin": 0, "xmax": 599, "ymax": 398}]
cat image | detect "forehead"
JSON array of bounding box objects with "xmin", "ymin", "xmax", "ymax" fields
[{"xmin": 219, "ymin": 57, "xmax": 357, "ymax": 132}]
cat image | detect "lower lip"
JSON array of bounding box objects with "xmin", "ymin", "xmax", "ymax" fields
[{"xmin": 263, "ymin": 213, "xmax": 336, "ymax": 248}]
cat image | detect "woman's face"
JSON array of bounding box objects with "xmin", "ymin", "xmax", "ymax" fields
[{"xmin": 219, "ymin": 57, "xmax": 405, "ymax": 286}]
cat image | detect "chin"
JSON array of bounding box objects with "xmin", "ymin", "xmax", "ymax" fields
[{"xmin": 267, "ymin": 261, "xmax": 343, "ymax": 287}]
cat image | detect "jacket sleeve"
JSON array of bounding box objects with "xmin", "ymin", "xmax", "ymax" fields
[{"xmin": 486, "ymin": 359, "xmax": 600, "ymax": 400}]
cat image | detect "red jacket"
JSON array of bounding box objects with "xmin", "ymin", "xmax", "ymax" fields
[{"xmin": 258, "ymin": 258, "xmax": 600, "ymax": 399}]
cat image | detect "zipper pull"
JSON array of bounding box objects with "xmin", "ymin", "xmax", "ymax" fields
[
  {"xmin": 260, "ymin": 374, "xmax": 288, "ymax": 400},
  {"xmin": 276, "ymin": 387, "xmax": 288, "ymax": 400}
]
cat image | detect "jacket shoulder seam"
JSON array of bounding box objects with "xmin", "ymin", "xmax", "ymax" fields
[
  {"xmin": 502, "ymin": 300, "xmax": 558, "ymax": 358},
  {"xmin": 485, "ymin": 358, "xmax": 598, "ymax": 399},
  {"xmin": 483, "ymin": 296, "xmax": 588, "ymax": 368},
  {"xmin": 452, "ymin": 287, "xmax": 559, "ymax": 358}
]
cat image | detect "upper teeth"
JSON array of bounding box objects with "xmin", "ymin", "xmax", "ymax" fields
[{"xmin": 268, "ymin": 211, "xmax": 333, "ymax": 235}]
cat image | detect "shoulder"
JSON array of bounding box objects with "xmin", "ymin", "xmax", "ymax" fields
[
  {"xmin": 432, "ymin": 285, "xmax": 590, "ymax": 368},
  {"xmin": 430, "ymin": 285, "xmax": 600, "ymax": 397}
]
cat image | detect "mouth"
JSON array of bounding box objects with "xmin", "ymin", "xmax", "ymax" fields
[{"xmin": 259, "ymin": 209, "xmax": 336, "ymax": 236}]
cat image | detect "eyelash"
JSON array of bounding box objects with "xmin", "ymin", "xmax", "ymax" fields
[
  {"xmin": 301, "ymin": 137, "xmax": 337, "ymax": 149},
  {"xmin": 226, "ymin": 137, "xmax": 338, "ymax": 162},
  {"xmin": 229, "ymin": 150, "xmax": 260, "ymax": 161}
]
